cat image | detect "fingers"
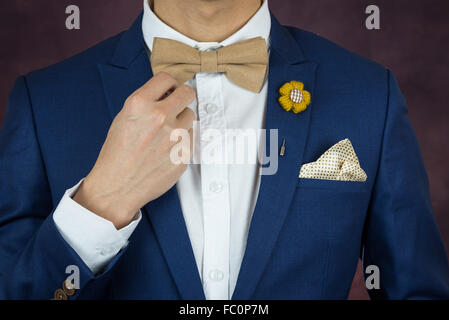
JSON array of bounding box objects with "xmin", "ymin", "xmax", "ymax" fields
[
  {"xmin": 123, "ymin": 73, "xmax": 195, "ymax": 123},
  {"xmin": 176, "ymin": 107, "xmax": 196, "ymax": 129},
  {"xmin": 168, "ymin": 127, "xmax": 194, "ymax": 165},
  {"xmin": 137, "ymin": 72, "xmax": 179, "ymax": 102},
  {"xmin": 160, "ymin": 84, "xmax": 196, "ymax": 116},
  {"xmin": 188, "ymin": 127, "xmax": 194, "ymax": 157}
]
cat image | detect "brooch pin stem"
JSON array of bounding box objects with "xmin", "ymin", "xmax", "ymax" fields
[{"xmin": 280, "ymin": 138, "xmax": 286, "ymax": 157}]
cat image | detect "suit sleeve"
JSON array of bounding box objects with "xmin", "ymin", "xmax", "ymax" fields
[
  {"xmin": 0, "ymin": 76, "xmax": 127, "ymax": 299},
  {"xmin": 362, "ymin": 70, "xmax": 449, "ymax": 299}
]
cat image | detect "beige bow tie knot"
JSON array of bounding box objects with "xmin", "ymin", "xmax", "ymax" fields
[{"xmin": 150, "ymin": 37, "xmax": 269, "ymax": 93}]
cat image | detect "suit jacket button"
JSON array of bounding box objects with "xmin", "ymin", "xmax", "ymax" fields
[
  {"xmin": 54, "ymin": 289, "xmax": 68, "ymax": 300},
  {"xmin": 63, "ymin": 280, "xmax": 76, "ymax": 296}
]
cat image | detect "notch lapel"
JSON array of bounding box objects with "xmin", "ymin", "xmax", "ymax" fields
[
  {"xmin": 98, "ymin": 14, "xmax": 205, "ymax": 300},
  {"xmin": 98, "ymin": 13, "xmax": 151, "ymax": 120},
  {"xmin": 232, "ymin": 16, "xmax": 318, "ymax": 299},
  {"xmin": 98, "ymin": 51, "xmax": 151, "ymax": 120}
]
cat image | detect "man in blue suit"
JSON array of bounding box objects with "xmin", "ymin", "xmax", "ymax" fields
[{"xmin": 1, "ymin": 0, "xmax": 448, "ymax": 300}]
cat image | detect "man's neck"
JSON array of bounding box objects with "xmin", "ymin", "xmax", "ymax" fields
[{"xmin": 151, "ymin": 0, "xmax": 263, "ymax": 43}]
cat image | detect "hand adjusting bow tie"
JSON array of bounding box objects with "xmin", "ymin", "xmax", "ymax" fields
[{"xmin": 150, "ymin": 37, "xmax": 269, "ymax": 93}]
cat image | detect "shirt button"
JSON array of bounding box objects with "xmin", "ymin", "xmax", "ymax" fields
[
  {"xmin": 205, "ymin": 103, "xmax": 218, "ymax": 114},
  {"xmin": 209, "ymin": 181, "xmax": 223, "ymax": 193},
  {"xmin": 209, "ymin": 269, "xmax": 224, "ymax": 281}
]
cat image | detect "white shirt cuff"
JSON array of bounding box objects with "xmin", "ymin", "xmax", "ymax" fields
[{"xmin": 53, "ymin": 179, "xmax": 142, "ymax": 275}]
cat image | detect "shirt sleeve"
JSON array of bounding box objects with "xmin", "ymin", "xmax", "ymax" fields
[{"xmin": 53, "ymin": 180, "xmax": 142, "ymax": 275}]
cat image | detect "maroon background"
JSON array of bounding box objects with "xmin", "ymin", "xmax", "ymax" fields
[{"xmin": 0, "ymin": 0, "xmax": 448, "ymax": 299}]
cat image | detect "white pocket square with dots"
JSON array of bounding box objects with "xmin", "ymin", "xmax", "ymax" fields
[{"xmin": 299, "ymin": 139, "xmax": 367, "ymax": 182}]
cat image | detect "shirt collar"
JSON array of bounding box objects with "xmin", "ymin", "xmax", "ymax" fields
[{"xmin": 142, "ymin": 0, "xmax": 271, "ymax": 52}]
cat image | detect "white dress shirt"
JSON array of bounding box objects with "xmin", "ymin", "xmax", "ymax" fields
[{"xmin": 53, "ymin": 0, "xmax": 271, "ymax": 300}]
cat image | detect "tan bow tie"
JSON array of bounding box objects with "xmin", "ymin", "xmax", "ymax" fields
[{"xmin": 150, "ymin": 37, "xmax": 269, "ymax": 93}]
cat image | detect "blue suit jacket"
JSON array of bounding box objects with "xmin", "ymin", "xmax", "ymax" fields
[{"xmin": 1, "ymin": 13, "xmax": 448, "ymax": 300}]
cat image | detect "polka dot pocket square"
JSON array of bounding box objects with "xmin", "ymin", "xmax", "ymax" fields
[{"xmin": 299, "ymin": 139, "xmax": 367, "ymax": 182}]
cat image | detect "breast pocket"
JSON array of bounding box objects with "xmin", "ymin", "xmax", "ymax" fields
[
  {"xmin": 292, "ymin": 177, "xmax": 371, "ymax": 282},
  {"xmin": 297, "ymin": 178, "xmax": 369, "ymax": 193}
]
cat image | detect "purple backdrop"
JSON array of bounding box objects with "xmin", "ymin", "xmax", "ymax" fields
[{"xmin": 0, "ymin": 0, "xmax": 448, "ymax": 300}]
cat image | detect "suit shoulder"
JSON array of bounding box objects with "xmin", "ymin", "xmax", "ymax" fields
[
  {"xmin": 26, "ymin": 32, "xmax": 123, "ymax": 83},
  {"xmin": 285, "ymin": 26, "xmax": 387, "ymax": 80}
]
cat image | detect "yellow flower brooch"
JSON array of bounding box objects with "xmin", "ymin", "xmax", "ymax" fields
[{"xmin": 279, "ymin": 81, "xmax": 311, "ymax": 114}]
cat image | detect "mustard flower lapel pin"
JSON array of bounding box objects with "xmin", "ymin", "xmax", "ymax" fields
[{"xmin": 279, "ymin": 81, "xmax": 311, "ymax": 114}]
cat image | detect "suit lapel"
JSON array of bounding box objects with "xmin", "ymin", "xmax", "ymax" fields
[
  {"xmin": 143, "ymin": 188, "xmax": 206, "ymax": 299},
  {"xmin": 98, "ymin": 51, "xmax": 151, "ymax": 120},
  {"xmin": 98, "ymin": 13, "xmax": 151, "ymax": 120},
  {"xmin": 98, "ymin": 14, "xmax": 205, "ymax": 300},
  {"xmin": 232, "ymin": 16, "xmax": 318, "ymax": 299}
]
